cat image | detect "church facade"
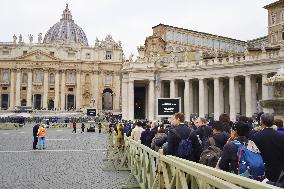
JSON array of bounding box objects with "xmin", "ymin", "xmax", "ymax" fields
[{"xmin": 0, "ymin": 5, "xmax": 123, "ymax": 112}]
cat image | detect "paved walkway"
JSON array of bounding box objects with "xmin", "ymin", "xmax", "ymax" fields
[{"xmin": 0, "ymin": 125, "xmax": 130, "ymax": 189}]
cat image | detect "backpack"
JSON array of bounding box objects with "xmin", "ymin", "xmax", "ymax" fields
[
  {"xmin": 232, "ymin": 140, "xmax": 265, "ymax": 181},
  {"xmin": 172, "ymin": 129, "xmax": 193, "ymax": 158},
  {"xmin": 199, "ymin": 137, "xmax": 222, "ymax": 167}
]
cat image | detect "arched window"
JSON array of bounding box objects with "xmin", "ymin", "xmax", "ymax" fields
[{"xmin": 102, "ymin": 88, "xmax": 113, "ymax": 110}]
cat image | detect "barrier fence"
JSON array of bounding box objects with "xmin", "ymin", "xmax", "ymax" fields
[{"xmin": 104, "ymin": 132, "xmax": 280, "ymax": 189}]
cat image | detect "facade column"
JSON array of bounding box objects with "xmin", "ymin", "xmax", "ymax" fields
[
  {"xmin": 128, "ymin": 80, "xmax": 134, "ymax": 121},
  {"xmin": 155, "ymin": 80, "xmax": 162, "ymax": 120},
  {"xmin": 245, "ymin": 75, "xmax": 252, "ymax": 117},
  {"xmin": 184, "ymin": 79, "xmax": 190, "ymax": 121},
  {"xmin": 213, "ymin": 77, "xmax": 220, "ymax": 120},
  {"xmin": 204, "ymin": 79, "xmax": 208, "ymax": 116},
  {"xmin": 121, "ymin": 79, "xmax": 128, "ymax": 120},
  {"xmin": 54, "ymin": 70, "xmax": 60, "ymax": 110},
  {"xmin": 219, "ymin": 79, "xmax": 224, "ymax": 114},
  {"xmin": 91, "ymin": 71, "xmax": 99, "ymax": 111},
  {"xmin": 188, "ymin": 80, "xmax": 193, "ymax": 118},
  {"xmin": 199, "ymin": 78, "xmax": 205, "ymax": 117},
  {"xmin": 76, "ymin": 71, "xmax": 81, "ymax": 110},
  {"xmin": 26, "ymin": 70, "xmax": 32, "ymax": 107},
  {"xmin": 251, "ymin": 77, "xmax": 257, "ymax": 114},
  {"xmin": 60, "ymin": 70, "xmax": 66, "ymax": 110},
  {"xmin": 9, "ymin": 69, "xmax": 15, "ymax": 110},
  {"xmin": 229, "ymin": 76, "xmax": 236, "ymax": 121},
  {"xmin": 170, "ymin": 79, "xmax": 175, "ymax": 98},
  {"xmin": 262, "ymin": 74, "xmax": 269, "ymax": 113},
  {"xmin": 43, "ymin": 70, "xmax": 49, "ymax": 110},
  {"xmin": 235, "ymin": 78, "xmax": 240, "ymax": 114},
  {"xmin": 15, "ymin": 69, "xmax": 21, "ymax": 107},
  {"xmin": 148, "ymin": 79, "xmax": 155, "ymax": 121}
]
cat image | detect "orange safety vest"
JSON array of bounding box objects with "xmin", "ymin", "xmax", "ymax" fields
[{"xmin": 37, "ymin": 127, "xmax": 46, "ymax": 137}]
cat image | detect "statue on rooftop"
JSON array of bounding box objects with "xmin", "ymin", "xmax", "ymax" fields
[
  {"xmin": 38, "ymin": 33, "xmax": 42, "ymax": 43},
  {"xmin": 19, "ymin": 34, "xmax": 22, "ymax": 43},
  {"xmin": 28, "ymin": 34, "xmax": 33, "ymax": 43},
  {"xmin": 13, "ymin": 34, "xmax": 17, "ymax": 43}
]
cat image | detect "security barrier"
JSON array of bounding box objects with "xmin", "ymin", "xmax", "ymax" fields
[{"xmin": 122, "ymin": 137, "xmax": 280, "ymax": 189}]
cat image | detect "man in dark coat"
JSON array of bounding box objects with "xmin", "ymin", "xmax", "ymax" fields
[
  {"xmin": 32, "ymin": 124, "xmax": 39, "ymax": 149},
  {"xmin": 251, "ymin": 113, "xmax": 284, "ymax": 182},
  {"xmin": 140, "ymin": 124, "xmax": 155, "ymax": 148},
  {"xmin": 167, "ymin": 113, "xmax": 202, "ymax": 162}
]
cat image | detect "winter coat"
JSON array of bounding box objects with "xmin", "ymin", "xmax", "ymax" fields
[{"xmin": 151, "ymin": 133, "xmax": 167, "ymax": 151}]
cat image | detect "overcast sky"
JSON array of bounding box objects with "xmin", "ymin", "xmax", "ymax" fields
[{"xmin": 0, "ymin": 0, "xmax": 276, "ymax": 57}]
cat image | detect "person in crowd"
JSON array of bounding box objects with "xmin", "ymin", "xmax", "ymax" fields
[
  {"xmin": 219, "ymin": 113, "xmax": 232, "ymax": 133},
  {"xmin": 131, "ymin": 121, "xmax": 144, "ymax": 141},
  {"xmin": 117, "ymin": 123, "xmax": 124, "ymax": 147},
  {"xmin": 72, "ymin": 121, "xmax": 77, "ymax": 134},
  {"xmin": 274, "ymin": 119, "xmax": 284, "ymax": 135},
  {"xmin": 37, "ymin": 124, "xmax": 47, "ymax": 150},
  {"xmin": 251, "ymin": 113, "xmax": 284, "ymax": 182},
  {"xmin": 140, "ymin": 123, "xmax": 155, "ymax": 148},
  {"xmin": 194, "ymin": 117, "xmax": 212, "ymax": 149},
  {"xmin": 32, "ymin": 124, "xmax": 39, "ymax": 150},
  {"xmin": 203, "ymin": 121, "xmax": 230, "ymax": 150},
  {"xmin": 218, "ymin": 121, "xmax": 251, "ymax": 174},
  {"xmin": 81, "ymin": 123, "xmax": 85, "ymax": 134},
  {"xmin": 98, "ymin": 123, "xmax": 102, "ymax": 133},
  {"xmin": 151, "ymin": 127, "xmax": 167, "ymax": 151},
  {"xmin": 167, "ymin": 113, "xmax": 202, "ymax": 162}
]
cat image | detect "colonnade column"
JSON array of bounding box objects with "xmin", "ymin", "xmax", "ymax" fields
[
  {"xmin": 76, "ymin": 71, "xmax": 81, "ymax": 110},
  {"xmin": 121, "ymin": 79, "xmax": 128, "ymax": 120},
  {"xmin": 213, "ymin": 77, "xmax": 220, "ymax": 120},
  {"xmin": 188, "ymin": 80, "xmax": 193, "ymax": 118},
  {"xmin": 251, "ymin": 77, "xmax": 257, "ymax": 114},
  {"xmin": 54, "ymin": 70, "xmax": 60, "ymax": 110},
  {"xmin": 184, "ymin": 79, "xmax": 190, "ymax": 121},
  {"xmin": 15, "ymin": 69, "xmax": 21, "ymax": 107},
  {"xmin": 60, "ymin": 70, "xmax": 66, "ymax": 110},
  {"xmin": 26, "ymin": 70, "xmax": 32, "ymax": 107},
  {"xmin": 245, "ymin": 75, "xmax": 252, "ymax": 117},
  {"xmin": 170, "ymin": 80, "xmax": 175, "ymax": 98},
  {"xmin": 128, "ymin": 80, "xmax": 134, "ymax": 121},
  {"xmin": 43, "ymin": 70, "xmax": 49, "ymax": 110},
  {"xmin": 229, "ymin": 76, "xmax": 236, "ymax": 121},
  {"xmin": 148, "ymin": 80, "xmax": 155, "ymax": 121},
  {"xmin": 199, "ymin": 78, "xmax": 205, "ymax": 117},
  {"xmin": 262, "ymin": 74, "xmax": 269, "ymax": 113},
  {"xmin": 91, "ymin": 71, "xmax": 99, "ymax": 110},
  {"xmin": 9, "ymin": 69, "xmax": 15, "ymax": 110},
  {"xmin": 235, "ymin": 79, "xmax": 240, "ymax": 115}
]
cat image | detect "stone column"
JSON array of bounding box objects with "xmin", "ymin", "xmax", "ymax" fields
[
  {"xmin": 170, "ymin": 79, "xmax": 175, "ymax": 98},
  {"xmin": 148, "ymin": 79, "xmax": 155, "ymax": 121},
  {"xmin": 188, "ymin": 80, "xmax": 193, "ymax": 118},
  {"xmin": 219, "ymin": 79, "xmax": 224, "ymax": 114},
  {"xmin": 199, "ymin": 78, "xmax": 205, "ymax": 117},
  {"xmin": 54, "ymin": 70, "xmax": 60, "ymax": 110},
  {"xmin": 184, "ymin": 79, "xmax": 190, "ymax": 121},
  {"xmin": 155, "ymin": 80, "xmax": 162, "ymax": 120},
  {"xmin": 262, "ymin": 74, "xmax": 269, "ymax": 113},
  {"xmin": 204, "ymin": 79, "xmax": 208, "ymax": 116},
  {"xmin": 251, "ymin": 77, "xmax": 257, "ymax": 114},
  {"xmin": 15, "ymin": 69, "xmax": 21, "ymax": 107},
  {"xmin": 229, "ymin": 76, "xmax": 236, "ymax": 121},
  {"xmin": 43, "ymin": 70, "xmax": 49, "ymax": 110},
  {"xmin": 245, "ymin": 75, "xmax": 252, "ymax": 117},
  {"xmin": 214, "ymin": 77, "xmax": 220, "ymax": 120},
  {"xmin": 60, "ymin": 70, "xmax": 66, "ymax": 110},
  {"xmin": 235, "ymin": 78, "xmax": 240, "ymax": 114},
  {"xmin": 128, "ymin": 80, "xmax": 134, "ymax": 121},
  {"xmin": 26, "ymin": 70, "xmax": 32, "ymax": 107},
  {"xmin": 92, "ymin": 71, "xmax": 99, "ymax": 110},
  {"xmin": 9, "ymin": 69, "xmax": 15, "ymax": 110},
  {"xmin": 76, "ymin": 71, "xmax": 81, "ymax": 110},
  {"xmin": 121, "ymin": 79, "xmax": 128, "ymax": 120}
]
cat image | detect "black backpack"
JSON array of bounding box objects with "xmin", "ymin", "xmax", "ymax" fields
[{"xmin": 199, "ymin": 137, "xmax": 222, "ymax": 168}]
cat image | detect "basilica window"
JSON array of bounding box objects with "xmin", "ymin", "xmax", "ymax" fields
[
  {"xmin": 271, "ymin": 33, "xmax": 277, "ymax": 43},
  {"xmin": 34, "ymin": 71, "xmax": 42, "ymax": 82},
  {"xmin": 50, "ymin": 51, "xmax": 54, "ymax": 56},
  {"xmin": 2, "ymin": 71, "xmax": 9, "ymax": 82},
  {"xmin": 106, "ymin": 51, "xmax": 112, "ymax": 60},
  {"xmin": 104, "ymin": 75, "xmax": 112, "ymax": 86},
  {"xmin": 271, "ymin": 14, "xmax": 276, "ymax": 24},
  {"xmin": 23, "ymin": 51, "xmax": 28, "ymax": 55},
  {"xmin": 49, "ymin": 73, "xmax": 55, "ymax": 84},
  {"xmin": 22, "ymin": 73, "xmax": 28, "ymax": 84},
  {"xmin": 282, "ymin": 32, "xmax": 284, "ymax": 40},
  {"xmin": 67, "ymin": 72, "xmax": 76, "ymax": 83}
]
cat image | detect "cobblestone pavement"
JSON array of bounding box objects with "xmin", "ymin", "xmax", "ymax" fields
[{"xmin": 0, "ymin": 125, "xmax": 131, "ymax": 189}]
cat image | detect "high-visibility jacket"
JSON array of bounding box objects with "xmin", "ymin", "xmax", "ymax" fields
[{"xmin": 37, "ymin": 127, "xmax": 46, "ymax": 137}]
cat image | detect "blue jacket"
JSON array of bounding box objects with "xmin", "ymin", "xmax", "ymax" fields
[
  {"xmin": 140, "ymin": 128, "xmax": 155, "ymax": 148},
  {"xmin": 277, "ymin": 128, "xmax": 284, "ymax": 135}
]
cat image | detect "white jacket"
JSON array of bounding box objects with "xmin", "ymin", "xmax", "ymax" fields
[{"xmin": 131, "ymin": 126, "xmax": 144, "ymax": 141}]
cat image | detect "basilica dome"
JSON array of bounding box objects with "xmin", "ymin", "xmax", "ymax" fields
[{"xmin": 43, "ymin": 4, "xmax": 88, "ymax": 46}]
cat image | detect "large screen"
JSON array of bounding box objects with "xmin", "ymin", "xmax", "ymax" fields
[
  {"xmin": 157, "ymin": 98, "xmax": 181, "ymax": 117},
  {"xmin": 87, "ymin": 109, "xmax": 97, "ymax": 116}
]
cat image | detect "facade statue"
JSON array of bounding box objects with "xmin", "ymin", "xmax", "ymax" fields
[
  {"xmin": 13, "ymin": 34, "xmax": 17, "ymax": 43},
  {"xmin": 129, "ymin": 53, "xmax": 134, "ymax": 62},
  {"xmin": 38, "ymin": 33, "xmax": 42, "ymax": 43},
  {"xmin": 28, "ymin": 34, "xmax": 33, "ymax": 43},
  {"xmin": 19, "ymin": 34, "xmax": 22, "ymax": 43},
  {"xmin": 95, "ymin": 37, "xmax": 99, "ymax": 47},
  {"xmin": 118, "ymin": 41, "xmax": 122, "ymax": 48}
]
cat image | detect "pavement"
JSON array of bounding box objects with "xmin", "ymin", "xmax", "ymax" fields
[{"xmin": 0, "ymin": 124, "xmax": 131, "ymax": 189}]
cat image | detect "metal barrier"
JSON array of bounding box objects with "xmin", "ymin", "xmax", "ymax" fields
[{"xmin": 122, "ymin": 137, "xmax": 280, "ymax": 189}]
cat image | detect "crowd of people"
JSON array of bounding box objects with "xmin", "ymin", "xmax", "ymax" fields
[{"xmin": 109, "ymin": 112, "xmax": 284, "ymax": 187}]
